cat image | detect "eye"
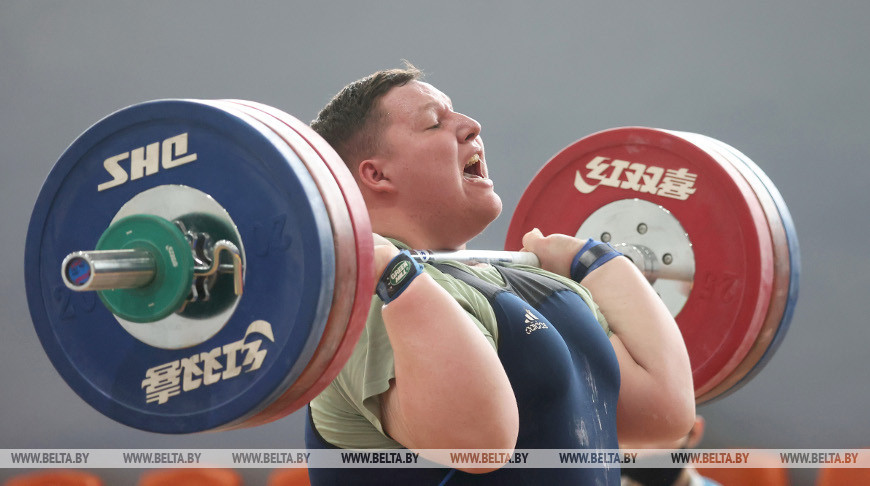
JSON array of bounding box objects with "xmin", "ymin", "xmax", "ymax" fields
[{"xmin": 428, "ymin": 121, "xmax": 441, "ymax": 130}]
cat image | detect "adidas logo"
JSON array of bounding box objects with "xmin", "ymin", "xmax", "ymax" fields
[
  {"xmin": 524, "ymin": 309, "xmax": 538, "ymax": 324},
  {"xmin": 523, "ymin": 309, "xmax": 548, "ymax": 335}
]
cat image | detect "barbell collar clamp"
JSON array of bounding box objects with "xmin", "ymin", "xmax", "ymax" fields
[{"xmin": 192, "ymin": 240, "xmax": 244, "ymax": 296}]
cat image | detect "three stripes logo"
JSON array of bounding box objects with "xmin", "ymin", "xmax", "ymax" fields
[{"xmin": 524, "ymin": 309, "xmax": 548, "ymax": 335}]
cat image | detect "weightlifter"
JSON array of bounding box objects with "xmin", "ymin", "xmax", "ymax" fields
[{"xmin": 304, "ymin": 64, "xmax": 695, "ymax": 485}]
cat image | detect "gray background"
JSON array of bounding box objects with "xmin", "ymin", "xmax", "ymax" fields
[{"xmin": 2, "ymin": 1, "xmax": 868, "ymax": 485}]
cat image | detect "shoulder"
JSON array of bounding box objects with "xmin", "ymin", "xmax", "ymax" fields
[
  {"xmin": 505, "ymin": 264, "xmax": 611, "ymax": 335},
  {"xmin": 309, "ymin": 257, "xmax": 501, "ymax": 449},
  {"xmin": 420, "ymin": 262, "xmax": 499, "ymax": 340}
]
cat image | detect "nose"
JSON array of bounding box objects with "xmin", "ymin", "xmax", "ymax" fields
[{"xmin": 456, "ymin": 113, "xmax": 481, "ymax": 143}]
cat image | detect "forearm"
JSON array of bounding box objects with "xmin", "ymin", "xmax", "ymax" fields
[
  {"xmin": 582, "ymin": 257, "xmax": 695, "ymax": 443},
  {"xmin": 380, "ymin": 273, "xmax": 518, "ymax": 452},
  {"xmin": 519, "ymin": 229, "xmax": 694, "ymax": 443}
]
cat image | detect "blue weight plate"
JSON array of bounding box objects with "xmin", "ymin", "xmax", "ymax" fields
[
  {"xmin": 24, "ymin": 100, "xmax": 335, "ymax": 433},
  {"xmin": 687, "ymin": 134, "xmax": 800, "ymax": 402}
]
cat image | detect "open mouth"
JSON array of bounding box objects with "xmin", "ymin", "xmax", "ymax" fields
[{"xmin": 463, "ymin": 153, "xmax": 485, "ymax": 180}]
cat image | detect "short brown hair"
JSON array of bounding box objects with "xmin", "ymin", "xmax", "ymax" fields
[{"xmin": 311, "ymin": 63, "xmax": 422, "ymax": 168}]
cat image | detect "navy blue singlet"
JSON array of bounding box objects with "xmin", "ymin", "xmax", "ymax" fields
[{"xmin": 306, "ymin": 264, "xmax": 621, "ymax": 485}]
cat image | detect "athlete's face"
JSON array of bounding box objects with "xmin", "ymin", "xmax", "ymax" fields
[{"xmin": 374, "ymin": 81, "xmax": 502, "ymax": 249}]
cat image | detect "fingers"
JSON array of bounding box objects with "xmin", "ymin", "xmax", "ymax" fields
[
  {"xmin": 521, "ymin": 227, "xmax": 545, "ymax": 252},
  {"xmin": 372, "ymin": 233, "xmax": 401, "ymax": 290},
  {"xmin": 373, "ymin": 232, "xmax": 393, "ymax": 247},
  {"xmin": 521, "ymin": 229, "xmax": 584, "ymax": 278}
]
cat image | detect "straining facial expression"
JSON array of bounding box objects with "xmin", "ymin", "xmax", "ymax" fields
[{"xmin": 373, "ymin": 80, "xmax": 502, "ymax": 249}]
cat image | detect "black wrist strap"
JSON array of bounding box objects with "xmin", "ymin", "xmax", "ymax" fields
[
  {"xmin": 570, "ymin": 239, "xmax": 623, "ymax": 282},
  {"xmin": 376, "ymin": 250, "xmax": 424, "ymax": 304}
]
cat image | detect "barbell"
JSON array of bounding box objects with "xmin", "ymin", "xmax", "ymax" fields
[{"xmin": 24, "ymin": 99, "xmax": 800, "ymax": 433}]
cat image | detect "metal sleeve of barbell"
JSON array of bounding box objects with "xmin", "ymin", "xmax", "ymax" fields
[
  {"xmin": 612, "ymin": 243, "xmax": 694, "ymax": 282},
  {"xmin": 61, "ymin": 249, "xmax": 156, "ymax": 291}
]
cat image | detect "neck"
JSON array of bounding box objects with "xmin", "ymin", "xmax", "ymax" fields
[
  {"xmin": 371, "ymin": 221, "xmax": 469, "ymax": 251},
  {"xmin": 368, "ymin": 206, "xmax": 473, "ymax": 251}
]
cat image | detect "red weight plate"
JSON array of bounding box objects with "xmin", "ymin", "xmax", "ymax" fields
[
  {"xmin": 199, "ymin": 101, "xmax": 360, "ymax": 428},
  {"xmin": 226, "ymin": 100, "xmax": 374, "ymax": 422},
  {"xmin": 673, "ymin": 132, "xmax": 792, "ymax": 404},
  {"xmin": 505, "ymin": 127, "xmax": 774, "ymax": 397}
]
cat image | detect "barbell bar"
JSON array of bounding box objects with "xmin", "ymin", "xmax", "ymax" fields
[{"xmin": 59, "ymin": 239, "xmax": 691, "ymax": 305}]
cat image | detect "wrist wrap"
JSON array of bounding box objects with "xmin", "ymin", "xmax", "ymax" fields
[
  {"xmin": 376, "ymin": 250, "xmax": 424, "ymax": 304},
  {"xmin": 570, "ymin": 239, "xmax": 623, "ymax": 282}
]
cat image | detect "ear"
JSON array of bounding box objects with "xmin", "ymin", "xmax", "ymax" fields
[{"xmin": 358, "ymin": 158, "xmax": 396, "ymax": 193}]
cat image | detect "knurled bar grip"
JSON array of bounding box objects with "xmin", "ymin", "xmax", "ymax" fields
[
  {"xmin": 409, "ymin": 249, "xmax": 542, "ymax": 267},
  {"xmin": 410, "ymin": 246, "xmax": 692, "ymax": 282}
]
